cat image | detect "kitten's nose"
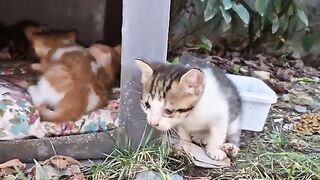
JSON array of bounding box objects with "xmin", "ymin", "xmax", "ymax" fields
[{"xmin": 149, "ymin": 121, "xmax": 159, "ymax": 127}]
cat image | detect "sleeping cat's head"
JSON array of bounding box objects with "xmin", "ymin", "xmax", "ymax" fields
[
  {"xmin": 25, "ymin": 28, "xmax": 77, "ymax": 58},
  {"xmin": 135, "ymin": 59, "xmax": 205, "ymax": 131}
]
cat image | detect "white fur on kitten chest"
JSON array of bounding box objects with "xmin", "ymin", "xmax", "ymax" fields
[
  {"xmin": 179, "ymin": 68, "xmax": 234, "ymax": 161},
  {"xmin": 183, "ymin": 68, "xmax": 229, "ymax": 131}
]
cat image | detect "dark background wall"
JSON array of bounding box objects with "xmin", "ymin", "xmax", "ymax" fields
[{"xmin": 0, "ymin": 0, "xmax": 122, "ymax": 46}]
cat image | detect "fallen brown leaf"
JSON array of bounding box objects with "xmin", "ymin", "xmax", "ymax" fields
[
  {"xmin": 0, "ymin": 168, "xmax": 15, "ymax": 177},
  {"xmin": 264, "ymin": 80, "xmax": 288, "ymax": 94},
  {"xmin": 44, "ymin": 155, "xmax": 80, "ymax": 170},
  {"xmin": 27, "ymin": 155, "xmax": 84, "ymax": 180},
  {"xmin": 0, "ymin": 159, "xmax": 26, "ymax": 169},
  {"xmin": 0, "ymin": 159, "xmax": 26, "ymax": 177},
  {"xmin": 73, "ymin": 173, "xmax": 86, "ymax": 180}
]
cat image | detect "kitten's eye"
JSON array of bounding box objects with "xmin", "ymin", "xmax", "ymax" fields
[
  {"xmin": 145, "ymin": 102, "xmax": 151, "ymax": 109},
  {"xmin": 164, "ymin": 108, "xmax": 174, "ymax": 115}
]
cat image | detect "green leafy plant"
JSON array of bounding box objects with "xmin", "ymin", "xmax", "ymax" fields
[{"xmin": 169, "ymin": 0, "xmax": 314, "ymax": 53}]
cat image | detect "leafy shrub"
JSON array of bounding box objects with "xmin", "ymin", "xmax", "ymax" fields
[{"xmin": 169, "ymin": 0, "xmax": 316, "ymax": 53}]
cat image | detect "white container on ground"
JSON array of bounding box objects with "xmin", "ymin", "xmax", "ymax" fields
[{"xmin": 226, "ymin": 74, "xmax": 278, "ymax": 132}]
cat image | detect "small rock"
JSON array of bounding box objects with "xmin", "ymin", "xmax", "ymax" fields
[
  {"xmin": 274, "ymin": 102, "xmax": 292, "ymax": 109},
  {"xmin": 135, "ymin": 171, "xmax": 183, "ymax": 180},
  {"xmin": 294, "ymin": 105, "xmax": 307, "ymax": 113},
  {"xmin": 309, "ymin": 101, "xmax": 320, "ymax": 110},
  {"xmin": 276, "ymin": 68, "xmax": 295, "ymax": 81},
  {"xmin": 253, "ymin": 71, "xmax": 271, "ymax": 80},
  {"xmin": 291, "ymin": 138, "xmax": 308, "ymax": 149},
  {"xmin": 292, "ymin": 92, "xmax": 314, "ymax": 105},
  {"xmin": 280, "ymin": 94, "xmax": 291, "ymax": 102}
]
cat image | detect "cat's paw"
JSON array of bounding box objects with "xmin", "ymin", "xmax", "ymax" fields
[
  {"xmin": 221, "ymin": 143, "xmax": 239, "ymax": 157},
  {"xmin": 206, "ymin": 147, "xmax": 227, "ymax": 161}
]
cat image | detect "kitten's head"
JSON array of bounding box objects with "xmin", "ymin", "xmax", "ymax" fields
[
  {"xmin": 135, "ymin": 59, "xmax": 205, "ymax": 131},
  {"xmin": 25, "ymin": 28, "xmax": 77, "ymax": 58}
]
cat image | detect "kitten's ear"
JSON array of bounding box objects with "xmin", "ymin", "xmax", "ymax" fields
[
  {"xmin": 179, "ymin": 68, "xmax": 204, "ymax": 94},
  {"xmin": 135, "ymin": 59, "xmax": 153, "ymax": 83}
]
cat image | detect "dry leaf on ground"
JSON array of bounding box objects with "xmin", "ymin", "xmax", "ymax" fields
[
  {"xmin": 28, "ymin": 155, "xmax": 84, "ymax": 180},
  {"xmin": 0, "ymin": 159, "xmax": 26, "ymax": 169},
  {"xmin": 44, "ymin": 155, "xmax": 81, "ymax": 170},
  {"xmin": 0, "ymin": 159, "xmax": 26, "ymax": 177}
]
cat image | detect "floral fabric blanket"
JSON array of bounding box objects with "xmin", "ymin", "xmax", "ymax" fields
[{"xmin": 0, "ymin": 78, "xmax": 120, "ymax": 140}]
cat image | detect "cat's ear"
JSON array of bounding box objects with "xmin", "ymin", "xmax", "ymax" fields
[
  {"xmin": 135, "ymin": 59, "xmax": 153, "ymax": 83},
  {"xmin": 24, "ymin": 26, "xmax": 42, "ymax": 43},
  {"xmin": 179, "ymin": 68, "xmax": 204, "ymax": 94}
]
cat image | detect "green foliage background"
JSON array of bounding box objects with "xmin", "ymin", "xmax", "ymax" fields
[{"xmin": 169, "ymin": 0, "xmax": 320, "ymax": 54}]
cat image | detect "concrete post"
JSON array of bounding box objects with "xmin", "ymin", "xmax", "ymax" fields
[{"xmin": 119, "ymin": 0, "xmax": 171, "ymax": 147}]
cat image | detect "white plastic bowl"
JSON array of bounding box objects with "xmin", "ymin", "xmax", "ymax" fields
[{"xmin": 227, "ymin": 74, "xmax": 278, "ymax": 132}]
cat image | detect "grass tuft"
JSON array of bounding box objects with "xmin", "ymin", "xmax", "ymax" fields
[
  {"xmin": 236, "ymin": 125, "xmax": 320, "ymax": 179},
  {"xmin": 88, "ymin": 126, "xmax": 180, "ymax": 180}
]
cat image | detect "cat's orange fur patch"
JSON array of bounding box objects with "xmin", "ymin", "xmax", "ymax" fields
[
  {"xmin": 26, "ymin": 28, "xmax": 77, "ymax": 73},
  {"xmin": 31, "ymin": 43, "xmax": 121, "ymax": 123},
  {"xmin": 88, "ymin": 44, "xmax": 121, "ymax": 87},
  {"xmin": 38, "ymin": 49, "xmax": 107, "ymax": 123}
]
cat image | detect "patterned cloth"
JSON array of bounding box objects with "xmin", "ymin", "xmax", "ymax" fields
[{"xmin": 0, "ymin": 79, "xmax": 120, "ymax": 140}]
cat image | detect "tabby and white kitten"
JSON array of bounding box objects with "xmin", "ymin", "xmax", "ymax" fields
[{"xmin": 136, "ymin": 59, "xmax": 242, "ymax": 160}]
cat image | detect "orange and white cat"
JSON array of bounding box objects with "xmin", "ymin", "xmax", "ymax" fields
[
  {"xmin": 27, "ymin": 44, "xmax": 121, "ymax": 123},
  {"xmin": 25, "ymin": 27, "xmax": 77, "ymax": 72}
]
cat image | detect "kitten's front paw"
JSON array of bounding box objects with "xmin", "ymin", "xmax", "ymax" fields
[
  {"xmin": 221, "ymin": 143, "xmax": 239, "ymax": 157},
  {"xmin": 206, "ymin": 147, "xmax": 227, "ymax": 161}
]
